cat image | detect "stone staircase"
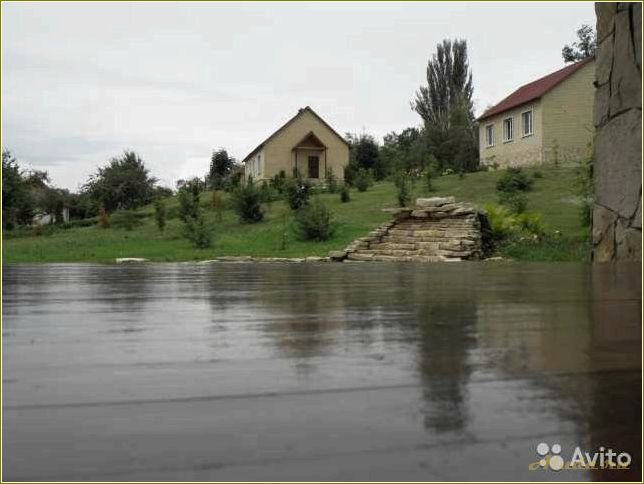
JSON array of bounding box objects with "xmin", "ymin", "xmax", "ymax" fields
[{"xmin": 330, "ymin": 197, "xmax": 487, "ymax": 263}]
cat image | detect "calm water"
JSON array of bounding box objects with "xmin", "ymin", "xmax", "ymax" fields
[{"xmin": 2, "ymin": 262, "xmax": 641, "ymax": 481}]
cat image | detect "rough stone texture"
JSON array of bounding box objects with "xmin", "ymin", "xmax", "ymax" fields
[
  {"xmin": 336, "ymin": 198, "xmax": 489, "ymax": 263},
  {"xmin": 592, "ymin": 2, "xmax": 642, "ymax": 262}
]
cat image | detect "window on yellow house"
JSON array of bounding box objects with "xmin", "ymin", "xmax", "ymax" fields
[
  {"xmin": 485, "ymin": 124, "xmax": 495, "ymax": 147},
  {"xmin": 503, "ymin": 117, "xmax": 513, "ymax": 142},
  {"xmin": 521, "ymin": 110, "xmax": 533, "ymax": 136}
]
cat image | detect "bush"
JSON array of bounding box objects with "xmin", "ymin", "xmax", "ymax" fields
[
  {"xmin": 340, "ymin": 184, "xmax": 351, "ymax": 203},
  {"xmin": 284, "ymin": 176, "xmax": 312, "ymax": 210},
  {"xmin": 324, "ymin": 168, "xmax": 338, "ymax": 193},
  {"xmin": 395, "ymin": 173, "xmax": 411, "ymax": 207},
  {"xmin": 154, "ymin": 199, "xmax": 166, "ymax": 231},
  {"xmin": 211, "ymin": 190, "xmax": 225, "ymax": 221},
  {"xmin": 343, "ymin": 163, "xmax": 359, "ymax": 186},
  {"xmin": 98, "ymin": 207, "xmax": 110, "ymax": 229},
  {"xmin": 269, "ymin": 171, "xmax": 287, "ymax": 194},
  {"xmin": 177, "ymin": 180, "xmax": 202, "ymax": 222},
  {"xmin": 31, "ymin": 224, "xmax": 43, "ymax": 237},
  {"xmin": 496, "ymin": 167, "xmax": 534, "ymax": 193},
  {"xmin": 498, "ymin": 190, "xmax": 528, "ymax": 214},
  {"xmin": 354, "ymin": 168, "xmax": 372, "ymax": 192},
  {"xmin": 484, "ymin": 204, "xmax": 546, "ymax": 242},
  {"xmin": 294, "ymin": 198, "xmax": 336, "ymax": 241},
  {"xmin": 532, "ymin": 170, "xmax": 543, "ymax": 179},
  {"xmin": 183, "ymin": 213, "xmax": 213, "ymax": 248},
  {"xmin": 259, "ymin": 182, "xmax": 280, "ymax": 203},
  {"xmin": 231, "ymin": 179, "xmax": 264, "ymax": 223},
  {"xmin": 112, "ymin": 210, "xmax": 144, "ymax": 231},
  {"xmin": 422, "ymin": 169, "xmax": 434, "ymax": 193}
]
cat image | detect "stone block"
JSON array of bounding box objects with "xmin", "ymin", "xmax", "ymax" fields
[
  {"xmin": 609, "ymin": 10, "xmax": 642, "ymax": 114},
  {"xmin": 594, "ymin": 82, "xmax": 610, "ymax": 127},
  {"xmin": 415, "ymin": 196, "xmax": 455, "ymax": 208},
  {"xmin": 328, "ymin": 251, "xmax": 347, "ymax": 261},
  {"xmin": 592, "ymin": 204, "xmax": 617, "ymax": 261},
  {"xmin": 615, "ymin": 218, "xmax": 642, "ymax": 260},
  {"xmin": 595, "ymin": 36, "xmax": 614, "ymax": 86},
  {"xmin": 594, "ymin": 109, "xmax": 642, "ymax": 217},
  {"xmin": 596, "ymin": 2, "xmax": 617, "ymax": 41},
  {"xmin": 346, "ymin": 253, "xmax": 374, "ymax": 261}
]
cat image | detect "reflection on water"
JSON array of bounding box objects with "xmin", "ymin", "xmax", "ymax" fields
[{"xmin": 2, "ymin": 262, "xmax": 641, "ymax": 482}]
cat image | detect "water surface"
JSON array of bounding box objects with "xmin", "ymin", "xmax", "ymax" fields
[{"xmin": 3, "ymin": 262, "xmax": 641, "ymax": 481}]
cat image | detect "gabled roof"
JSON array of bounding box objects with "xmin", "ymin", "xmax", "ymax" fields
[
  {"xmin": 242, "ymin": 106, "xmax": 349, "ymax": 163},
  {"xmin": 293, "ymin": 131, "xmax": 326, "ymax": 150},
  {"xmin": 477, "ymin": 57, "xmax": 594, "ymax": 121}
]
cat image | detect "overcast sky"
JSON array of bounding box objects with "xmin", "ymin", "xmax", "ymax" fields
[{"xmin": 2, "ymin": 1, "xmax": 595, "ymax": 190}]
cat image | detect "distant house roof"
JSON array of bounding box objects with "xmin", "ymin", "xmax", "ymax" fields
[
  {"xmin": 242, "ymin": 106, "xmax": 349, "ymax": 163},
  {"xmin": 477, "ymin": 57, "xmax": 594, "ymax": 121}
]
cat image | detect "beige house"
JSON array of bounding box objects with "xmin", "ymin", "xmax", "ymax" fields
[
  {"xmin": 478, "ymin": 58, "xmax": 595, "ymax": 167},
  {"xmin": 242, "ymin": 106, "xmax": 350, "ymax": 183}
]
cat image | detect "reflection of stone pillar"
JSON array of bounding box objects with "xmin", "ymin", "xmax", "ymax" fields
[{"xmin": 592, "ymin": 2, "xmax": 642, "ymax": 261}]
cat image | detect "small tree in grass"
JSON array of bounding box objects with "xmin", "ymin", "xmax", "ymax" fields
[
  {"xmin": 231, "ymin": 177, "xmax": 264, "ymax": 223},
  {"xmin": 284, "ymin": 176, "xmax": 312, "ymax": 210},
  {"xmin": 325, "ymin": 167, "xmax": 338, "ymax": 193},
  {"xmin": 98, "ymin": 207, "xmax": 110, "ymax": 229},
  {"xmin": 183, "ymin": 213, "xmax": 212, "ymax": 248},
  {"xmin": 340, "ymin": 184, "xmax": 351, "ymax": 203},
  {"xmin": 354, "ymin": 168, "xmax": 372, "ymax": 192},
  {"xmin": 395, "ymin": 173, "xmax": 411, "ymax": 207},
  {"xmin": 154, "ymin": 199, "xmax": 166, "ymax": 231},
  {"xmin": 211, "ymin": 190, "xmax": 225, "ymax": 222},
  {"xmin": 294, "ymin": 198, "xmax": 336, "ymax": 241}
]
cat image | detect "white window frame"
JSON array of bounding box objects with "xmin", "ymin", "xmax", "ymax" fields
[
  {"xmin": 521, "ymin": 109, "xmax": 533, "ymax": 137},
  {"xmin": 503, "ymin": 117, "xmax": 514, "ymax": 143},
  {"xmin": 485, "ymin": 124, "xmax": 495, "ymax": 148}
]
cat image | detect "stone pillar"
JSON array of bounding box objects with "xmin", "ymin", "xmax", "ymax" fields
[{"xmin": 592, "ymin": 2, "xmax": 642, "ymax": 261}]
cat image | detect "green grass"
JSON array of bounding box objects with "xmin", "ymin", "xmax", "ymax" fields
[{"xmin": 3, "ymin": 165, "xmax": 590, "ymax": 263}]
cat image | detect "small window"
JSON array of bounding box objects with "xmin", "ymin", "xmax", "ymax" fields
[
  {"xmin": 485, "ymin": 124, "xmax": 495, "ymax": 147},
  {"xmin": 503, "ymin": 117, "xmax": 513, "ymax": 142},
  {"xmin": 521, "ymin": 110, "xmax": 533, "ymax": 136}
]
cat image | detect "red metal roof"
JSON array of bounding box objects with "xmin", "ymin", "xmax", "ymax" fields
[{"xmin": 477, "ymin": 57, "xmax": 594, "ymax": 121}]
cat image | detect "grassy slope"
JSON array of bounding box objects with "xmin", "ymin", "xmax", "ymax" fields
[{"xmin": 3, "ymin": 165, "xmax": 589, "ymax": 263}]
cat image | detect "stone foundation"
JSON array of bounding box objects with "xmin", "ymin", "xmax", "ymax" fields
[{"xmin": 330, "ymin": 197, "xmax": 489, "ymax": 263}]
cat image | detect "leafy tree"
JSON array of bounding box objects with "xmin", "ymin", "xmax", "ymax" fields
[
  {"xmin": 183, "ymin": 213, "xmax": 213, "ymax": 248},
  {"xmin": 412, "ymin": 39, "xmax": 478, "ymax": 171},
  {"xmin": 84, "ymin": 151, "xmax": 157, "ymax": 212},
  {"xmin": 207, "ymin": 149, "xmax": 236, "ymax": 190},
  {"xmin": 294, "ymin": 198, "xmax": 336, "ymax": 241},
  {"xmin": 346, "ymin": 133, "xmax": 384, "ymax": 179},
  {"xmin": 562, "ymin": 25, "xmax": 596, "ymax": 63},
  {"xmin": 177, "ymin": 178, "xmax": 204, "ymax": 222},
  {"xmin": 154, "ymin": 199, "xmax": 167, "ymax": 231},
  {"xmin": 284, "ymin": 176, "xmax": 312, "ymax": 210},
  {"xmin": 2, "ymin": 150, "xmax": 34, "ymax": 228},
  {"xmin": 231, "ymin": 177, "xmax": 264, "ymax": 223}
]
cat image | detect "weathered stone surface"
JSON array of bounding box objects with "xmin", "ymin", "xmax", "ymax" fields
[
  {"xmin": 592, "ymin": 205, "xmax": 617, "ymax": 262},
  {"xmin": 594, "ymin": 109, "xmax": 642, "ymax": 217},
  {"xmin": 115, "ymin": 258, "xmax": 148, "ymax": 263},
  {"xmin": 615, "ymin": 218, "xmax": 642, "ymax": 261},
  {"xmin": 593, "ymin": 82, "xmax": 610, "ymax": 127},
  {"xmin": 328, "ymin": 250, "xmax": 348, "ymax": 261},
  {"xmin": 415, "ymin": 197, "xmax": 455, "ymax": 208},
  {"xmin": 410, "ymin": 210, "xmax": 429, "ymax": 218},
  {"xmin": 595, "ymin": 2, "xmax": 617, "ymax": 41},
  {"xmin": 609, "ymin": 10, "xmax": 642, "ymax": 114},
  {"xmin": 594, "ymin": 37, "xmax": 613, "ymax": 87}
]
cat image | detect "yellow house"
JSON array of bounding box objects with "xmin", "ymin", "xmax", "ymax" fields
[
  {"xmin": 242, "ymin": 106, "xmax": 350, "ymax": 183},
  {"xmin": 478, "ymin": 58, "xmax": 595, "ymax": 167}
]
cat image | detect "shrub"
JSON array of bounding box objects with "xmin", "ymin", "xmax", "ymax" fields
[
  {"xmin": 112, "ymin": 210, "xmax": 144, "ymax": 231},
  {"xmin": 422, "ymin": 169, "xmax": 434, "ymax": 193},
  {"xmin": 183, "ymin": 213, "xmax": 213, "ymax": 248},
  {"xmin": 231, "ymin": 179, "xmax": 264, "ymax": 223},
  {"xmin": 294, "ymin": 198, "xmax": 336, "ymax": 241},
  {"xmin": 154, "ymin": 199, "xmax": 166, "ymax": 231},
  {"xmin": 325, "ymin": 168, "xmax": 338, "ymax": 193},
  {"xmin": 31, "ymin": 224, "xmax": 43, "ymax": 237},
  {"xmin": 496, "ymin": 167, "xmax": 534, "ymax": 193},
  {"xmin": 532, "ymin": 170, "xmax": 543, "ymax": 179},
  {"xmin": 458, "ymin": 170, "xmax": 466, "ymax": 179},
  {"xmin": 259, "ymin": 182, "xmax": 279, "ymax": 204},
  {"xmin": 484, "ymin": 204, "xmax": 517, "ymax": 241},
  {"xmin": 340, "ymin": 184, "xmax": 351, "ymax": 203},
  {"xmin": 498, "ymin": 190, "xmax": 528, "ymax": 214},
  {"xmin": 515, "ymin": 212, "xmax": 546, "ymax": 239},
  {"xmin": 211, "ymin": 190, "xmax": 225, "ymax": 222},
  {"xmin": 269, "ymin": 170, "xmax": 287, "ymax": 194},
  {"xmin": 395, "ymin": 173, "xmax": 411, "ymax": 207},
  {"xmin": 343, "ymin": 163, "xmax": 359, "ymax": 187},
  {"xmin": 98, "ymin": 207, "xmax": 110, "ymax": 229},
  {"xmin": 177, "ymin": 180, "xmax": 202, "ymax": 222},
  {"xmin": 284, "ymin": 176, "xmax": 312, "ymax": 210},
  {"xmin": 354, "ymin": 168, "xmax": 372, "ymax": 192}
]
